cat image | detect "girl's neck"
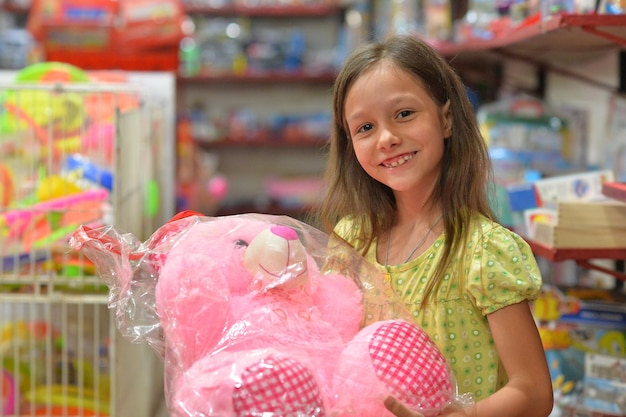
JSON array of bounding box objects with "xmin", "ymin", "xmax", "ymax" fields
[
  {"xmin": 381, "ymin": 209, "xmax": 443, "ymax": 266},
  {"xmin": 393, "ymin": 192, "xmax": 436, "ymax": 228},
  {"xmin": 379, "ymin": 190, "xmax": 443, "ymax": 266}
]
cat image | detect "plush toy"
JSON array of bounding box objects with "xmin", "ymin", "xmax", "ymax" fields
[{"xmin": 70, "ymin": 212, "xmax": 463, "ymax": 417}]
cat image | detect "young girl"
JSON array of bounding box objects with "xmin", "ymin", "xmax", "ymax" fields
[{"xmin": 314, "ymin": 35, "xmax": 554, "ymax": 417}]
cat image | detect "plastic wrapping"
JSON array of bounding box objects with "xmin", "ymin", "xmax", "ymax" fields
[{"xmin": 69, "ymin": 212, "xmax": 471, "ymax": 417}]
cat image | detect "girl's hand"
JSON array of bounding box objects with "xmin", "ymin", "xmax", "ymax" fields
[
  {"xmin": 384, "ymin": 396, "xmax": 424, "ymax": 417},
  {"xmin": 384, "ymin": 396, "xmax": 473, "ymax": 417}
]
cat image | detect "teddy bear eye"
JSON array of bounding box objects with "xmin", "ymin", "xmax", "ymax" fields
[{"xmin": 235, "ymin": 239, "xmax": 249, "ymax": 247}]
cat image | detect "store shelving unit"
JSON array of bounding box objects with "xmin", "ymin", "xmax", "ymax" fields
[
  {"xmin": 437, "ymin": 14, "xmax": 626, "ymax": 58},
  {"xmin": 1, "ymin": 0, "xmax": 28, "ymax": 13},
  {"xmin": 195, "ymin": 135, "xmax": 326, "ymax": 149},
  {"xmin": 177, "ymin": 70, "xmax": 336, "ymax": 84},
  {"xmin": 433, "ymin": 14, "xmax": 626, "ymax": 284},
  {"xmin": 524, "ymin": 178, "xmax": 626, "ymax": 277},
  {"xmin": 178, "ymin": 2, "xmax": 344, "ymax": 216},
  {"xmin": 436, "ymin": 13, "xmax": 626, "ymax": 94},
  {"xmin": 0, "ymin": 70, "xmax": 175, "ymax": 417},
  {"xmin": 177, "ymin": 1, "xmax": 343, "ymax": 83},
  {"xmin": 182, "ymin": 3, "xmax": 342, "ymax": 17}
]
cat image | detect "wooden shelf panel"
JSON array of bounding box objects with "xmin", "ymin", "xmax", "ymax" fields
[
  {"xmin": 182, "ymin": 4, "xmax": 342, "ymax": 17},
  {"xmin": 1, "ymin": 2, "xmax": 29, "ymax": 13},
  {"xmin": 216, "ymin": 201, "xmax": 311, "ymax": 219},
  {"xmin": 195, "ymin": 137, "xmax": 328, "ymax": 149},
  {"xmin": 527, "ymin": 238, "xmax": 626, "ymax": 262},
  {"xmin": 602, "ymin": 181, "xmax": 626, "ymax": 202},
  {"xmin": 435, "ymin": 14, "xmax": 626, "ymax": 65},
  {"xmin": 177, "ymin": 70, "xmax": 337, "ymax": 84},
  {"xmin": 526, "ymin": 238, "xmax": 626, "ymax": 281}
]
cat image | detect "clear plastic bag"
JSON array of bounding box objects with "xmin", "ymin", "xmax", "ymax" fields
[{"xmin": 69, "ymin": 212, "xmax": 469, "ymax": 417}]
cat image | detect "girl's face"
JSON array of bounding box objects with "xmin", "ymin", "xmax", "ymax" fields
[{"xmin": 344, "ymin": 62, "xmax": 451, "ymax": 197}]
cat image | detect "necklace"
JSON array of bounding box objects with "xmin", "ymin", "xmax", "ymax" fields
[{"xmin": 385, "ymin": 214, "xmax": 442, "ymax": 267}]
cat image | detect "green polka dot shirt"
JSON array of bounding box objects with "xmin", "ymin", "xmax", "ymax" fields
[{"xmin": 334, "ymin": 214, "xmax": 542, "ymax": 401}]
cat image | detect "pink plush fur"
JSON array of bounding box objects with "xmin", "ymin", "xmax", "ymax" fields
[
  {"xmin": 331, "ymin": 320, "xmax": 455, "ymax": 417},
  {"xmin": 72, "ymin": 213, "xmax": 458, "ymax": 417},
  {"xmin": 153, "ymin": 215, "xmax": 367, "ymax": 415}
]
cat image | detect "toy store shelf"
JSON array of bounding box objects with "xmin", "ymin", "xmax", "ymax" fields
[
  {"xmin": 602, "ymin": 181, "xmax": 626, "ymax": 202},
  {"xmin": 46, "ymin": 48, "xmax": 179, "ymax": 71},
  {"xmin": 527, "ymin": 239, "xmax": 626, "ymax": 281},
  {"xmin": 529, "ymin": 239, "xmax": 626, "ymax": 262},
  {"xmin": 177, "ymin": 70, "xmax": 337, "ymax": 84},
  {"xmin": 1, "ymin": 1, "xmax": 28, "ymax": 13},
  {"xmin": 216, "ymin": 200, "xmax": 311, "ymax": 218},
  {"xmin": 182, "ymin": 3, "xmax": 342, "ymax": 17},
  {"xmin": 195, "ymin": 136, "xmax": 327, "ymax": 149},
  {"xmin": 561, "ymin": 405, "xmax": 623, "ymax": 417},
  {"xmin": 435, "ymin": 14, "xmax": 626, "ymax": 66}
]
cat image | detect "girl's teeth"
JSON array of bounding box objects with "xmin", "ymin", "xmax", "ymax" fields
[{"xmin": 385, "ymin": 154, "xmax": 413, "ymax": 168}]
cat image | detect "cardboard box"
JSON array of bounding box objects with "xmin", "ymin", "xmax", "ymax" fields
[
  {"xmin": 27, "ymin": 0, "xmax": 185, "ymax": 51},
  {"xmin": 582, "ymin": 354, "xmax": 626, "ymax": 415},
  {"xmin": 507, "ymin": 170, "xmax": 614, "ymax": 212}
]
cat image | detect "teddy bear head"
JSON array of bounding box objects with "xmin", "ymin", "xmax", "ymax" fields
[
  {"xmin": 153, "ymin": 214, "xmax": 363, "ymax": 369},
  {"xmin": 70, "ymin": 212, "xmax": 366, "ymax": 368}
]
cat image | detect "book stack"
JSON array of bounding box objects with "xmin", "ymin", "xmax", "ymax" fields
[
  {"xmin": 602, "ymin": 181, "xmax": 626, "ymax": 202},
  {"xmin": 532, "ymin": 199, "xmax": 626, "ymax": 249}
]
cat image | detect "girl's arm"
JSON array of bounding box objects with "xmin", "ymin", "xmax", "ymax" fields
[{"xmin": 385, "ymin": 301, "xmax": 554, "ymax": 417}]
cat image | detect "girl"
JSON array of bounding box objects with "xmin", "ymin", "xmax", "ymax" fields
[{"xmin": 314, "ymin": 35, "xmax": 553, "ymax": 417}]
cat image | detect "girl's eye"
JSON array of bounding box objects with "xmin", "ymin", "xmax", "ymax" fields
[
  {"xmin": 397, "ymin": 110, "xmax": 414, "ymax": 119},
  {"xmin": 356, "ymin": 123, "xmax": 373, "ymax": 134}
]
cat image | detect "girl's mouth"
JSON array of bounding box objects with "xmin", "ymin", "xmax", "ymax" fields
[{"xmin": 382, "ymin": 152, "xmax": 415, "ymax": 168}]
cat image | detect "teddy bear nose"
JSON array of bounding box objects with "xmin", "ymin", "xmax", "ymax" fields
[{"xmin": 270, "ymin": 225, "xmax": 298, "ymax": 241}]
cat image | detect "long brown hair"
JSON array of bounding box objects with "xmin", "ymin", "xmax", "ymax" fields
[{"xmin": 311, "ymin": 35, "xmax": 495, "ymax": 305}]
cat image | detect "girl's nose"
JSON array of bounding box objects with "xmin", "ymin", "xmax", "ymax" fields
[{"xmin": 378, "ymin": 127, "xmax": 400, "ymax": 149}]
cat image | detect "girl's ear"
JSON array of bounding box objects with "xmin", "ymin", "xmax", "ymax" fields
[{"xmin": 442, "ymin": 100, "xmax": 452, "ymax": 138}]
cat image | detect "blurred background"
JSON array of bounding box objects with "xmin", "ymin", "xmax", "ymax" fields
[{"xmin": 1, "ymin": 1, "xmax": 626, "ymax": 416}]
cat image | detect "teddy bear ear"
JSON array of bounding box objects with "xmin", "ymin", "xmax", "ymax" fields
[{"xmin": 167, "ymin": 210, "xmax": 204, "ymax": 223}]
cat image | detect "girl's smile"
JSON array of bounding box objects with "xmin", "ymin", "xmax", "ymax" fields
[{"xmin": 381, "ymin": 152, "xmax": 416, "ymax": 168}]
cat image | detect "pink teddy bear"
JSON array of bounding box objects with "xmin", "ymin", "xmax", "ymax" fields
[{"xmin": 70, "ymin": 211, "xmax": 459, "ymax": 417}]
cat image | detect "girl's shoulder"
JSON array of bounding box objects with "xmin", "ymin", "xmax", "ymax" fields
[
  {"xmin": 468, "ymin": 212, "xmax": 503, "ymax": 232},
  {"xmin": 463, "ymin": 214, "xmax": 543, "ymax": 309},
  {"xmin": 334, "ymin": 216, "xmax": 359, "ymax": 241},
  {"xmin": 467, "ymin": 213, "xmax": 531, "ymax": 250},
  {"xmin": 334, "ymin": 216, "xmax": 370, "ymax": 251}
]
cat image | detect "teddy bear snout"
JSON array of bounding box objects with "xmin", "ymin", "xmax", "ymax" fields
[{"xmin": 244, "ymin": 226, "xmax": 309, "ymax": 292}]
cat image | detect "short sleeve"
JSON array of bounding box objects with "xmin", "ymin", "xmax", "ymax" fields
[
  {"xmin": 466, "ymin": 225, "xmax": 542, "ymax": 315},
  {"xmin": 333, "ymin": 217, "xmax": 352, "ymax": 241}
]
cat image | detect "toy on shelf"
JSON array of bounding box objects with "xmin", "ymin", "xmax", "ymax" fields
[
  {"xmin": 26, "ymin": 0, "xmax": 185, "ymax": 71},
  {"xmin": 477, "ymin": 95, "xmax": 577, "ymax": 186},
  {"xmin": 0, "ymin": 317, "xmax": 111, "ymax": 415},
  {"xmin": 0, "ymin": 164, "xmax": 110, "ymax": 277},
  {"xmin": 176, "ymin": 120, "xmax": 228, "ymax": 214},
  {"xmin": 0, "ymin": 62, "xmax": 89, "ymax": 141},
  {"xmin": 0, "ymin": 188, "xmax": 109, "ymax": 253},
  {"xmin": 1, "ymin": 368, "xmax": 17, "ymax": 415},
  {"xmin": 0, "ymin": 61, "xmax": 146, "ymax": 283},
  {"xmin": 65, "ymin": 155, "xmax": 114, "ymax": 191},
  {"xmin": 0, "ymin": 163, "xmax": 14, "ymax": 208},
  {"xmin": 533, "ymin": 285, "xmax": 626, "ymax": 416},
  {"xmin": 25, "ymin": 385, "xmax": 110, "ymax": 416},
  {"xmin": 70, "ymin": 212, "xmax": 470, "ymax": 417}
]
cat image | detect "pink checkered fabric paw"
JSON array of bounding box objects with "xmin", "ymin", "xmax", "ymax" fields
[
  {"xmin": 233, "ymin": 354, "xmax": 326, "ymax": 417},
  {"xmin": 369, "ymin": 320, "xmax": 453, "ymax": 410}
]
